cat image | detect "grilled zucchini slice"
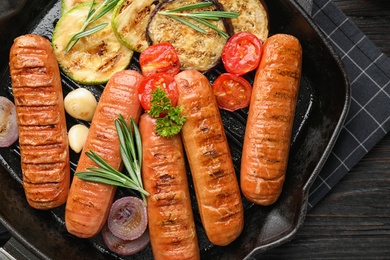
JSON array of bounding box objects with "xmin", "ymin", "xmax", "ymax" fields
[
  {"xmin": 112, "ymin": 0, "xmax": 158, "ymax": 52},
  {"xmin": 217, "ymin": 0, "xmax": 269, "ymax": 42},
  {"xmin": 61, "ymin": 0, "xmax": 104, "ymax": 14},
  {"xmin": 52, "ymin": 2, "xmax": 133, "ymax": 85},
  {"xmin": 147, "ymin": 0, "xmax": 228, "ymax": 72}
]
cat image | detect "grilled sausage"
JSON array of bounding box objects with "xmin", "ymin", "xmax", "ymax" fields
[
  {"xmin": 140, "ymin": 114, "xmax": 200, "ymax": 260},
  {"xmin": 9, "ymin": 34, "xmax": 70, "ymax": 210},
  {"xmin": 65, "ymin": 70, "xmax": 143, "ymax": 238},
  {"xmin": 175, "ymin": 70, "xmax": 244, "ymax": 246},
  {"xmin": 240, "ymin": 34, "xmax": 302, "ymax": 206}
]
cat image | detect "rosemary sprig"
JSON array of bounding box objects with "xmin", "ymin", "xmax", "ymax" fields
[
  {"xmin": 65, "ymin": 0, "xmax": 120, "ymax": 53},
  {"xmin": 158, "ymin": 2, "xmax": 240, "ymax": 39},
  {"xmin": 75, "ymin": 115, "xmax": 149, "ymax": 204}
]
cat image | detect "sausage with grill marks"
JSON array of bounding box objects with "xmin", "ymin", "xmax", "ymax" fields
[
  {"xmin": 140, "ymin": 114, "xmax": 199, "ymax": 260},
  {"xmin": 240, "ymin": 34, "xmax": 302, "ymax": 206},
  {"xmin": 65, "ymin": 70, "xmax": 143, "ymax": 238},
  {"xmin": 9, "ymin": 34, "xmax": 70, "ymax": 210},
  {"xmin": 174, "ymin": 70, "xmax": 244, "ymax": 246}
]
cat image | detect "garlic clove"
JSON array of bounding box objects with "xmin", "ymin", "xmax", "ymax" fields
[
  {"xmin": 64, "ymin": 88, "xmax": 97, "ymax": 121},
  {"xmin": 68, "ymin": 124, "xmax": 89, "ymax": 153}
]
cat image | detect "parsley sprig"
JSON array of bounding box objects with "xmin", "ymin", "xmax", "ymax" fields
[
  {"xmin": 75, "ymin": 115, "xmax": 149, "ymax": 204},
  {"xmin": 158, "ymin": 2, "xmax": 240, "ymax": 39},
  {"xmin": 65, "ymin": 0, "xmax": 120, "ymax": 53},
  {"xmin": 148, "ymin": 88, "xmax": 186, "ymax": 138}
]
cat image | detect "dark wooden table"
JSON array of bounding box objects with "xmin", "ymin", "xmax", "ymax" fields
[{"xmin": 261, "ymin": 0, "xmax": 390, "ymax": 258}]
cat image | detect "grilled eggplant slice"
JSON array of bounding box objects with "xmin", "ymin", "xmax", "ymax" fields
[
  {"xmin": 147, "ymin": 0, "xmax": 228, "ymax": 72},
  {"xmin": 52, "ymin": 3, "xmax": 133, "ymax": 85},
  {"xmin": 216, "ymin": 0, "xmax": 269, "ymax": 42},
  {"xmin": 112, "ymin": 0, "xmax": 158, "ymax": 53}
]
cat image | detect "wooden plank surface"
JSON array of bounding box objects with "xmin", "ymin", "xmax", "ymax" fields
[
  {"xmin": 261, "ymin": 0, "xmax": 390, "ymax": 258},
  {"xmin": 333, "ymin": 0, "xmax": 390, "ymax": 55}
]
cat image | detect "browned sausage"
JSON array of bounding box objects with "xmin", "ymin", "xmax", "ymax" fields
[
  {"xmin": 65, "ymin": 70, "xmax": 143, "ymax": 238},
  {"xmin": 9, "ymin": 34, "xmax": 70, "ymax": 210},
  {"xmin": 140, "ymin": 113, "xmax": 200, "ymax": 260},
  {"xmin": 175, "ymin": 70, "xmax": 244, "ymax": 246},
  {"xmin": 240, "ymin": 34, "xmax": 302, "ymax": 206}
]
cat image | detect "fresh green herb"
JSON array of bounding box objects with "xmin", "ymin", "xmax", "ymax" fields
[
  {"xmin": 65, "ymin": 0, "xmax": 120, "ymax": 53},
  {"xmin": 75, "ymin": 115, "xmax": 149, "ymax": 204},
  {"xmin": 157, "ymin": 2, "xmax": 240, "ymax": 39},
  {"xmin": 148, "ymin": 87, "xmax": 186, "ymax": 138}
]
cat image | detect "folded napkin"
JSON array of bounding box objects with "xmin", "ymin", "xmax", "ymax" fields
[{"xmin": 297, "ymin": 0, "xmax": 390, "ymax": 209}]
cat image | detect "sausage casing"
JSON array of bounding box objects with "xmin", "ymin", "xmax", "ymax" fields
[
  {"xmin": 240, "ymin": 34, "xmax": 302, "ymax": 206},
  {"xmin": 175, "ymin": 70, "xmax": 244, "ymax": 246},
  {"xmin": 65, "ymin": 70, "xmax": 143, "ymax": 238},
  {"xmin": 140, "ymin": 114, "xmax": 199, "ymax": 260},
  {"xmin": 9, "ymin": 34, "xmax": 70, "ymax": 210}
]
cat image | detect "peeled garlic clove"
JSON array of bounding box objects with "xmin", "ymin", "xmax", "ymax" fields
[
  {"xmin": 68, "ymin": 124, "xmax": 89, "ymax": 153},
  {"xmin": 64, "ymin": 88, "xmax": 97, "ymax": 121}
]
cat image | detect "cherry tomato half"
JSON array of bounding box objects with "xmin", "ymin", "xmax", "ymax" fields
[
  {"xmin": 139, "ymin": 42, "xmax": 180, "ymax": 77},
  {"xmin": 138, "ymin": 73, "xmax": 179, "ymax": 113},
  {"xmin": 211, "ymin": 73, "xmax": 252, "ymax": 112},
  {"xmin": 222, "ymin": 32, "xmax": 263, "ymax": 76}
]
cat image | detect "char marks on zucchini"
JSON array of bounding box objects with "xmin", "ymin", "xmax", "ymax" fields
[
  {"xmin": 112, "ymin": 0, "xmax": 159, "ymax": 52},
  {"xmin": 52, "ymin": 3, "xmax": 133, "ymax": 85}
]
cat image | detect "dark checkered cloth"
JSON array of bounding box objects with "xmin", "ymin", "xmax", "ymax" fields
[{"xmin": 307, "ymin": 0, "xmax": 390, "ymax": 209}]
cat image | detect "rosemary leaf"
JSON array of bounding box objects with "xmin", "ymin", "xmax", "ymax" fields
[
  {"xmin": 83, "ymin": 167, "xmax": 149, "ymax": 196},
  {"xmin": 158, "ymin": 2, "xmax": 239, "ymax": 39},
  {"xmin": 115, "ymin": 117, "xmax": 139, "ymax": 185},
  {"xmin": 65, "ymin": 0, "xmax": 120, "ymax": 53},
  {"xmin": 85, "ymin": 150, "xmax": 118, "ymax": 174},
  {"xmin": 166, "ymin": 2, "xmax": 213, "ymax": 12},
  {"xmin": 191, "ymin": 16, "xmax": 229, "ymax": 39},
  {"xmin": 85, "ymin": 167, "xmax": 123, "ymax": 178},
  {"xmin": 191, "ymin": 11, "xmax": 240, "ymax": 19},
  {"xmin": 75, "ymin": 115, "xmax": 149, "ymax": 204},
  {"xmin": 90, "ymin": 0, "xmax": 119, "ymax": 23},
  {"xmin": 72, "ymin": 23, "xmax": 108, "ymax": 39},
  {"xmin": 76, "ymin": 171, "xmax": 147, "ymax": 194},
  {"xmin": 65, "ymin": 23, "xmax": 108, "ymax": 52},
  {"xmin": 119, "ymin": 144, "xmax": 139, "ymax": 185},
  {"xmin": 161, "ymin": 11, "xmax": 239, "ymax": 21},
  {"xmin": 76, "ymin": 171, "xmax": 128, "ymax": 187},
  {"xmin": 132, "ymin": 118, "xmax": 143, "ymax": 186},
  {"xmin": 167, "ymin": 14, "xmax": 207, "ymax": 34},
  {"xmin": 115, "ymin": 117, "xmax": 131, "ymax": 157},
  {"xmin": 125, "ymin": 118, "xmax": 138, "ymax": 163},
  {"xmin": 86, "ymin": 0, "xmax": 96, "ymax": 19}
]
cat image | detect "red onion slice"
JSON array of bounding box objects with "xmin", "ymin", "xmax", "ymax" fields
[
  {"xmin": 0, "ymin": 96, "xmax": 18, "ymax": 147},
  {"xmin": 102, "ymin": 224, "xmax": 150, "ymax": 256},
  {"xmin": 107, "ymin": 196, "xmax": 148, "ymax": 241}
]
